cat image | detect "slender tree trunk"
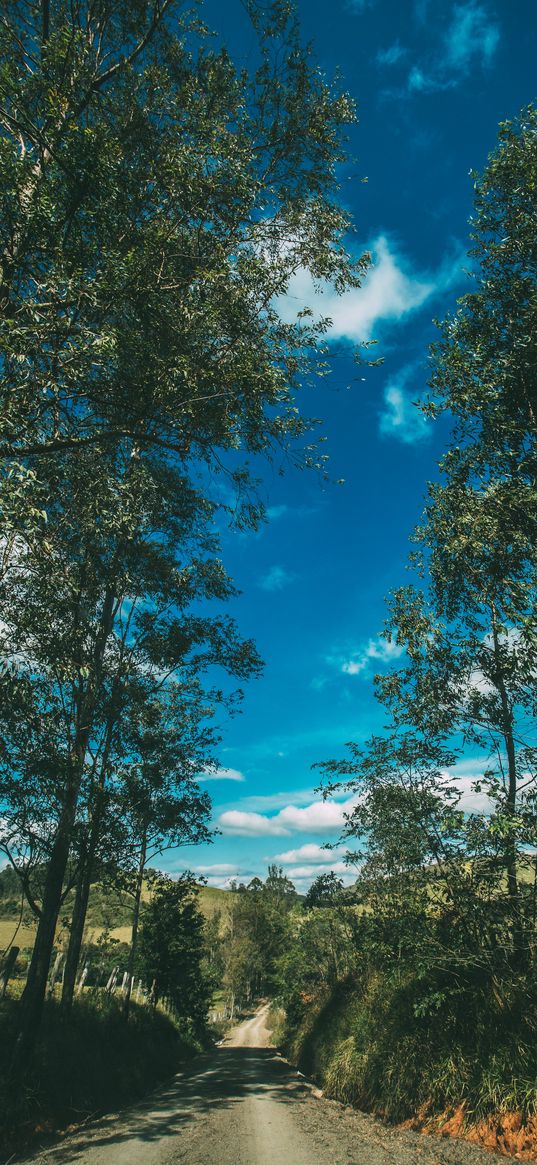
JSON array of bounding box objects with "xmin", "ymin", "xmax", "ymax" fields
[
  {"xmin": 490, "ymin": 606, "xmax": 525, "ymax": 963},
  {"xmin": 11, "ymin": 586, "xmax": 117, "ymax": 1071},
  {"xmin": 10, "ymin": 778, "xmax": 78, "ymax": 1075},
  {"xmin": 61, "ymin": 755, "xmax": 112, "ymax": 1009},
  {"xmin": 123, "ymin": 835, "xmax": 147, "ymax": 1021},
  {"xmin": 61, "ymin": 845, "xmax": 92, "ymax": 1011},
  {"xmin": 62, "ymin": 621, "xmax": 128, "ymax": 1010}
]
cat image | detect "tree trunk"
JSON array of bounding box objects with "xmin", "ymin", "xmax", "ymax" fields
[
  {"xmin": 62, "ymin": 675, "xmax": 123, "ymax": 1010},
  {"xmin": 61, "ymin": 848, "xmax": 92, "ymax": 1011},
  {"xmin": 11, "ymin": 585, "xmax": 117, "ymax": 1072},
  {"xmin": 490, "ymin": 606, "xmax": 525, "ymax": 964},
  {"xmin": 10, "ymin": 784, "xmax": 77, "ymax": 1076},
  {"xmin": 123, "ymin": 836, "xmax": 146, "ymax": 1021}
]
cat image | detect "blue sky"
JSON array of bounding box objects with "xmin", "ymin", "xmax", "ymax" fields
[{"xmin": 166, "ymin": 0, "xmax": 537, "ymax": 891}]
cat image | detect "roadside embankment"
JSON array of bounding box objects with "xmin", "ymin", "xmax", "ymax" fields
[
  {"xmin": 275, "ymin": 973, "xmax": 537, "ymax": 1160},
  {"xmin": 0, "ymin": 993, "xmax": 203, "ymax": 1161}
]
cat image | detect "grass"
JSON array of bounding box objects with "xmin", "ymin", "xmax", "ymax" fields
[
  {"xmin": 0, "ymin": 992, "xmax": 203, "ymax": 1160},
  {"xmin": 281, "ymin": 969, "xmax": 537, "ymax": 1127},
  {"xmin": 0, "ymin": 918, "xmax": 37, "ymax": 949},
  {"xmin": 0, "ymin": 882, "xmax": 235, "ymax": 959}
]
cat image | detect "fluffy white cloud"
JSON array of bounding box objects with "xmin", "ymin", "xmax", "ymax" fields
[
  {"xmin": 341, "ymin": 635, "xmax": 404, "ymax": 677},
  {"xmin": 259, "ymin": 565, "xmax": 294, "ymax": 592},
  {"xmin": 445, "ymin": 2, "xmax": 499, "ymax": 71},
  {"xmin": 218, "ymin": 811, "xmax": 289, "ymax": 837},
  {"xmin": 379, "ymin": 362, "xmax": 430, "ymax": 443},
  {"xmin": 285, "ymin": 861, "xmax": 349, "ymax": 879},
  {"xmin": 441, "ymin": 757, "xmax": 500, "ymax": 814},
  {"xmin": 406, "ymin": 1, "xmax": 500, "ymax": 94},
  {"xmin": 203, "ymin": 875, "xmax": 240, "ymax": 888},
  {"xmin": 218, "ymin": 788, "xmax": 317, "ymax": 815},
  {"xmin": 274, "ymin": 843, "xmax": 347, "ymax": 864},
  {"xmin": 218, "ymin": 797, "xmax": 355, "ymax": 838},
  {"xmin": 198, "ymin": 767, "xmax": 246, "ymax": 783},
  {"xmin": 277, "ymin": 235, "xmax": 462, "ymax": 344}
]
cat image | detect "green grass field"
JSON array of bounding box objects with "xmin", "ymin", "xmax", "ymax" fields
[{"xmin": 0, "ymin": 878, "xmax": 235, "ymax": 956}]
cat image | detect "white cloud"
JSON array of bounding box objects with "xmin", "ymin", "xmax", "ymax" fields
[
  {"xmin": 203, "ymin": 874, "xmax": 242, "ymax": 888},
  {"xmin": 266, "ymin": 505, "xmax": 289, "ymax": 520},
  {"xmin": 219, "ymin": 788, "xmax": 317, "ymax": 814},
  {"xmin": 218, "ymin": 797, "xmax": 355, "ymax": 838},
  {"xmin": 193, "ymin": 863, "xmax": 240, "ymax": 875},
  {"xmin": 285, "ymin": 861, "xmax": 349, "ymax": 879},
  {"xmin": 445, "ymin": 2, "xmax": 499, "ymax": 71},
  {"xmin": 407, "ymin": 65, "xmax": 453, "ymax": 94},
  {"xmin": 278, "ymin": 235, "xmax": 462, "ymax": 344},
  {"xmin": 274, "ymin": 843, "xmax": 347, "ymax": 864},
  {"xmin": 379, "ymin": 362, "xmax": 430, "ymax": 444},
  {"xmin": 259, "ymin": 564, "xmax": 294, "ymax": 592},
  {"xmin": 441, "ymin": 757, "xmax": 497, "ymax": 814},
  {"xmin": 377, "ymin": 41, "xmax": 407, "ymax": 67},
  {"xmin": 218, "ymin": 811, "xmax": 289, "ymax": 837},
  {"xmin": 198, "ymin": 767, "xmax": 246, "ymax": 783},
  {"xmin": 404, "ymin": 1, "xmax": 500, "ymax": 95},
  {"xmin": 340, "ymin": 636, "xmax": 404, "ymax": 677}
]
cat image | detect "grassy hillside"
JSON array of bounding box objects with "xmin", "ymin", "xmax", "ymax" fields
[{"xmin": 0, "ymin": 866, "xmax": 235, "ymax": 954}]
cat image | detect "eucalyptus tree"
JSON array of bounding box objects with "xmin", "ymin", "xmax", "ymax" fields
[
  {"xmin": 1, "ymin": 447, "xmax": 260, "ymax": 1062},
  {"xmin": 317, "ymin": 108, "xmax": 537, "ymax": 976},
  {"xmin": 59, "ymin": 674, "xmax": 217, "ymax": 1015},
  {"xmin": 103, "ymin": 686, "xmax": 217, "ymax": 1021},
  {"xmin": 0, "ymin": 0, "xmax": 368, "ymax": 1069},
  {"xmin": 409, "ymin": 105, "xmax": 537, "ymax": 960},
  {"xmin": 0, "ymin": 0, "xmax": 367, "ymax": 481}
]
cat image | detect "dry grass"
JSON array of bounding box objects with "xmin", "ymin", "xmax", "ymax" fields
[
  {"xmin": 0, "ymin": 918, "xmax": 36, "ymax": 950},
  {"xmin": 0, "ymin": 883, "xmax": 235, "ymax": 958}
]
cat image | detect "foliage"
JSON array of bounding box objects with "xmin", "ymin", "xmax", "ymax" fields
[
  {"xmin": 0, "ymin": 991, "xmax": 199, "ymax": 1158},
  {"xmin": 304, "ymin": 871, "xmax": 345, "ymax": 909},
  {"xmin": 220, "ymin": 867, "xmax": 298, "ymax": 1009},
  {"xmin": 275, "ymin": 107, "xmax": 537, "ymax": 1131},
  {"xmin": 280, "ymin": 962, "xmax": 537, "ymax": 1123},
  {"xmin": 138, "ymin": 874, "xmax": 210, "ymax": 1033},
  {"xmin": 0, "ymin": 0, "xmax": 366, "ymax": 1062}
]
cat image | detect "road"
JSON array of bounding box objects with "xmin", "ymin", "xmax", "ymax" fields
[{"xmin": 17, "ymin": 1005, "xmax": 516, "ymax": 1165}]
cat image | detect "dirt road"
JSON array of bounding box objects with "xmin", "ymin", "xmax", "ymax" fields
[{"xmin": 16, "ymin": 1005, "xmax": 517, "ymax": 1165}]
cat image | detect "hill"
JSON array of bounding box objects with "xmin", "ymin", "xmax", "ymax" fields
[{"xmin": 0, "ymin": 866, "xmax": 235, "ymax": 952}]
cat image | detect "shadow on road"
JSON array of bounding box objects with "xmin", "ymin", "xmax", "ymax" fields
[{"xmin": 17, "ymin": 1046, "xmax": 309, "ymax": 1163}]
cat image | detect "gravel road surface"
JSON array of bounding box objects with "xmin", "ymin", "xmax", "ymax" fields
[{"xmin": 15, "ymin": 1004, "xmax": 517, "ymax": 1165}]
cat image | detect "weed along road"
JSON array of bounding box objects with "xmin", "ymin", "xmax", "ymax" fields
[{"xmin": 19, "ymin": 1005, "xmax": 517, "ymax": 1165}]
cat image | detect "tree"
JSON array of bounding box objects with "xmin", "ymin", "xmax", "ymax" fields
[
  {"xmin": 221, "ymin": 867, "xmax": 298, "ymax": 1011},
  {"xmin": 138, "ymin": 874, "xmax": 210, "ymax": 1035},
  {"xmin": 1, "ymin": 446, "xmax": 260, "ymax": 1062},
  {"xmin": 114, "ymin": 689, "xmax": 214, "ymax": 1020},
  {"xmin": 0, "ymin": 0, "xmax": 367, "ymax": 1069},
  {"xmin": 0, "ymin": 0, "xmax": 366, "ymax": 480},
  {"xmin": 304, "ymin": 871, "xmax": 345, "ymax": 909},
  {"xmin": 317, "ymin": 107, "xmax": 537, "ymax": 985}
]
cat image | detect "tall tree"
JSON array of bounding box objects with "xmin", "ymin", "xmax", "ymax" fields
[
  {"xmin": 0, "ymin": 0, "xmax": 366, "ymax": 479},
  {"xmin": 317, "ymin": 106, "xmax": 537, "ymax": 980},
  {"xmin": 138, "ymin": 873, "xmax": 210, "ymax": 1035},
  {"xmin": 0, "ymin": 0, "xmax": 368, "ymax": 1069}
]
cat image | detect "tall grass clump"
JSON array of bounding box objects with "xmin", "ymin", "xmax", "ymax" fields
[
  {"xmin": 0, "ymin": 991, "xmax": 202, "ymax": 1156},
  {"xmin": 280, "ymin": 965, "xmax": 537, "ymax": 1125}
]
